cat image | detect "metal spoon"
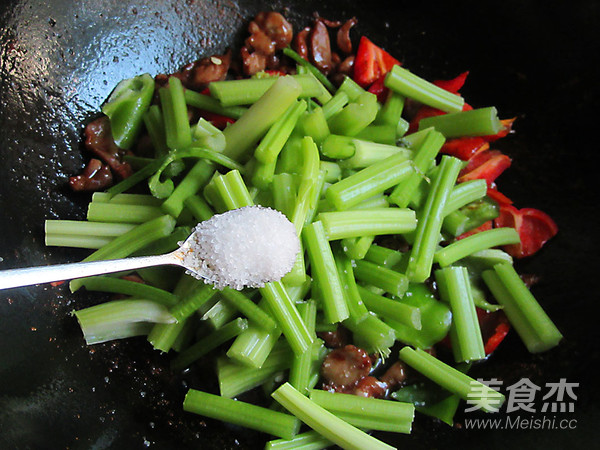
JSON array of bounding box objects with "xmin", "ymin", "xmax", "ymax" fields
[{"xmin": 0, "ymin": 230, "xmax": 199, "ymax": 290}]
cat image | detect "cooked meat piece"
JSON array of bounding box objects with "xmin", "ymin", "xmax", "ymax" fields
[
  {"xmin": 337, "ymin": 55, "xmax": 354, "ymax": 76},
  {"xmin": 293, "ymin": 27, "xmax": 311, "ymax": 60},
  {"xmin": 352, "ymin": 376, "xmax": 387, "ymax": 398},
  {"xmin": 246, "ymin": 28, "xmax": 275, "ymax": 55},
  {"xmin": 69, "ymin": 158, "xmax": 113, "ymax": 192},
  {"xmin": 241, "ymin": 46, "xmax": 267, "ymax": 76},
  {"xmin": 321, "ymin": 344, "xmax": 371, "ymax": 388},
  {"xmin": 379, "ymin": 361, "xmax": 408, "ymax": 389},
  {"xmin": 84, "ymin": 116, "xmax": 132, "ymax": 179},
  {"xmin": 309, "ymin": 19, "xmax": 333, "ymax": 73},
  {"xmin": 180, "ymin": 50, "xmax": 231, "ymax": 90},
  {"xmin": 318, "ymin": 326, "xmax": 350, "ymax": 348},
  {"xmin": 337, "ymin": 17, "xmax": 357, "ymax": 55},
  {"xmin": 252, "ymin": 11, "xmax": 293, "ymax": 50}
]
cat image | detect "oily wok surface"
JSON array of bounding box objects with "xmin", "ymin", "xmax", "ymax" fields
[{"xmin": 1, "ymin": 0, "xmax": 599, "ymax": 448}]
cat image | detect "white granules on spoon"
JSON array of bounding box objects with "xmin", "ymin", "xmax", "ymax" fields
[{"xmin": 181, "ymin": 206, "xmax": 300, "ymax": 290}]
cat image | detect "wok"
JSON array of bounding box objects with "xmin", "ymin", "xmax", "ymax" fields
[{"xmin": 1, "ymin": 0, "xmax": 599, "ymax": 448}]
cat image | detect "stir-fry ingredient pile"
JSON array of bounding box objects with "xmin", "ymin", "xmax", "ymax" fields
[{"xmin": 45, "ymin": 10, "xmax": 563, "ymax": 450}]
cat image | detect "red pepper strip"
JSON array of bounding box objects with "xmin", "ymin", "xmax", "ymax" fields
[
  {"xmin": 50, "ymin": 281, "xmax": 65, "ymax": 287},
  {"xmin": 367, "ymin": 75, "xmax": 388, "ymax": 103},
  {"xmin": 494, "ymin": 205, "xmax": 558, "ymax": 258},
  {"xmin": 486, "ymin": 186, "xmax": 513, "ymax": 206},
  {"xmin": 353, "ymin": 36, "xmax": 401, "ymax": 88},
  {"xmin": 433, "ymin": 71, "xmax": 469, "ymax": 94},
  {"xmin": 477, "ymin": 308, "xmax": 511, "ymax": 355},
  {"xmin": 483, "ymin": 117, "xmax": 516, "ymax": 142},
  {"xmin": 440, "ymin": 136, "xmax": 487, "ymax": 160},
  {"xmin": 456, "ymin": 220, "xmax": 493, "ymax": 240},
  {"xmin": 458, "ymin": 149, "xmax": 512, "ymax": 186},
  {"xmin": 263, "ymin": 69, "xmax": 287, "ymax": 76}
]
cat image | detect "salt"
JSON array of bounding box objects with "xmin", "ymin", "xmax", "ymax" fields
[{"xmin": 181, "ymin": 206, "xmax": 300, "ymax": 290}]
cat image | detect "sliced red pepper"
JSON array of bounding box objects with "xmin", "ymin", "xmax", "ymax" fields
[
  {"xmin": 494, "ymin": 205, "xmax": 558, "ymax": 258},
  {"xmin": 458, "ymin": 149, "xmax": 512, "ymax": 186},
  {"xmin": 456, "ymin": 220, "xmax": 493, "ymax": 240},
  {"xmin": 477, "ymin": 308, "xmax": 510, "ymax": 355},
  {"xmin": 486, "ymin": 186, "xmax": 513, "ymax": 206},
  {"xmin": 353, "ymin": 36, "xmax": 400, "ymax": 88},
  {"xmin": 367, "ymin": 75, "xmax": 388, "ymax": 103},
  {"xmin": 50, "ymin": 281, "xmax": 65, "ymax": 287},
  {"xmin": 440, "ymin": 136, "xmax": 487, "ymax": 160},
  {"xmin": 433, "ymin": 71, "xmax": 469, "ymax": 94}
]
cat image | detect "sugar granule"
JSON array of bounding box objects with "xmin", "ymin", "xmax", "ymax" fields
[{"xmin": 182, "ymin": 206, "xmax": 300, "ymax": 290}]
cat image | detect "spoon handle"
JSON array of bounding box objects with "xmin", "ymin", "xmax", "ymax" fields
[{"xmin": 0, "ymin": 253, "xmax": 182, "ymax": 290}]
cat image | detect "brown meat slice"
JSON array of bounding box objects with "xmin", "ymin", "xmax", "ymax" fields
[
  {"xmin": 309, "ymin": 19, "xmax": 332, "ymax": 73},
  {"xmin": 84, "ymin": 116, "xmax": 132, "ymax": 179},
  {"xmin": 321, "ymin": 344, "xmax": 371, "ymax": 388},
  {"xmin": 337, "ymin": 17, "xmax": 357, "ymax": 55},
  {"xmin": 69, "ymin": 158, "xmax": 113, "ymax": 192}
]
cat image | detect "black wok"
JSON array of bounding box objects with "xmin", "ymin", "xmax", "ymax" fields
[{"xmin": 1, "ymin": 1, "xmax": 599, "ymax": 448}]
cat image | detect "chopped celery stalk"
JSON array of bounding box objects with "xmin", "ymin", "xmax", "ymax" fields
[
  {"xmin": 444, "ymin": 179, "xmax": 488, "ymax": 214},
  {"xmin": 184, "ymin": 89, "xmax": 247, "ymax": 119},
  {"xmin": 303, "ymin": 221, "xmax": 349, "ymax": 324},
  {"xmin": 334, "ymin": 251, "xmax": 369, "ymax": 320},
  {"xmin": 171, "ymin": 318, "xmax": 248, "ymax": 371},
  {"xmin": 319, "ymin": 208, "xmax": 416, "ymax": 240},
  {"xmin": 192, "ymin": 117, "xmax": 226, "ymax": 152},
  {"xmin": 377, "ymin": 92, "xmax": 405, "ymax": 128},
  {"xmin": 357, "ymin": 285, "xmax": 421, "ymax": 330},
  {"xmin": 355, "ymin": 124, "xmax": 397, "ymax": 145},
  {"xmin": 398, "ymin": 347, "xmax": 505, "ymax": 413},
  {"xmin": 320, "ymin": 134, "xmax": 356, "ymax": 159},
  {"xmin": 389, "ymin": 129, "xmax": 445, "ymax": 208},
  {"xmin": 45, "ymin": 234, "xmax": 112, "ymax": 249},
  {"xmin": 169, "ymin": 283, "xmax": 217, "ymax": 322},
  {"xmin": 260, "ymin": 281, "xmax": 313, "ymax": 356},
  {"xmin": 384, "ymin": 65, "xmax": 464, "ymax": 113},
  {"xmin": 364, "ymin": 244, "xmax": 405, "ymax": 268},
  {"xmin": 299, "ymin": 106, "xmax": 330, "ymax": 145},
  {"xmin": 272, "ymin": 173, "xmax": 297, "ymax": 219},
  {"xmin": 308, "ymin": 389, "xmax": 415, "ymax": 434},
  {"xmin": 254, "ymin": 100, "xmax": 307, "ymax": 164},
  {"xmin": 161, "ymin": 160, "xmax": 215, "ymax": 218},
  {"xmin": 435, "ymin": 267, "xmax": 485, "ymax": 363},
  {"xmin": 74, "ymin": 299, "xmax": 175, "ymax": 345},
  {"xmin": 202, "ymin": 298, "xmax": 237, "ymax": 329},
  {"xmin": 337, "ymin": 76, "xmax": 366, "ymax": 101},
  {"xmin": 69, "ymin": 215, "xmax": 176, "ymax": 292},
  {"xmin": 218, "ymin": 340, "xmax": 293, "ymax": 398},
  {"xmin": 326, "ymin": 157, "xmax": 414, "ymax": 211},
  {"xmin": 289, "ymin": 300, "xmax": 318, "ymax": 394},
  {"xmin": 87, "ymin": 202, "xmax": 163, "ymax": 224},
  {"xmin": 282, "ymin": 48, "xmax": 336, "ymax": 93},
  {"xmin": 406, "ymin": 156, "xmax": 462, "ymax": 282},
  {"xmin": 91, "ymin": 192, "xmax": 162, "ymax": 206},
  {"xmin": 209, "ymin": 74, "xmax": 320, "ymax": 106},
  {"xmin": 78, "ymin": 276, "xmax": 178, "ymax": 307},
  {"xmin": 419, "ymin": 107, "xmax": 502, "ymax": 138},
  {"xmin": 272, "ymin": 383, "xmax": 394, "ymax": 450},
  {"xmin": 291, "ymin": 137, "xmax": 320, "ymax": 235},
  {"xmin": 223, "ymin": 76, "xmax": 302, "ymax": 163},
  {"xmin": 341, "ymin": 140, "xmax": 412, "ymax": 170},
  {"xmin": 341, "ymin": 235, "xmax": 375, "ymax": 260},
  {"xmin": 354, "ymin": 260, "xmax": 409, "ymax": 298},
  {"xmin": 434, "ymin": 228, "xmax": 520, "ymax": 267},
  {"xmin": 220, "ymin": 287, "xmax": 278, "ymax": 331},
  {"xmin": 101, "ymin": 73, "xmax": 154, "ymax": 149},
  {"xmin": 160, "ymin": 77, "xmax": 192, "ymax": 149},
  {"xmin": 328, "ymin": 92, "xmax": 378, "ymax": 137},
  {"xmin": 227, "ymin": 316, "xmax": 282, "ymax": 368},
  {"xmin": 265, "ymin": 430, "xmax": 331, "ymax": 450},
  {"xmin": 184, "ymin": 389, "xmax": 300, "ymax": 440},
  {"xmin": 320, "ymin": 161, "xmax": 342, "ymax": 183},
  {"xmin": 321, "ymin": 91, "xmax": 349, "ymax": 120},
  {"xmin": 482, "ymin": 263, "xmax": 562, "ymax": 353},
  {"xmin": 184, "ymin": 195, "xmax": 214, "ymax": 222}
]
